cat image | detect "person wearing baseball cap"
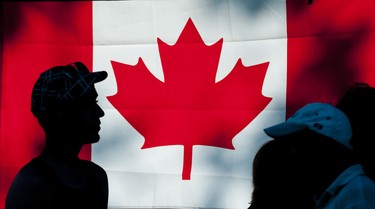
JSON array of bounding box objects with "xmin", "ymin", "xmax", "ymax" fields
[
  {"xmin": 249, "ymin": 102, "xmax": 375, "ymax": 209},
  {"xmin": 5, "ymin": 62, "xmax": 109, "ymax": 209}
]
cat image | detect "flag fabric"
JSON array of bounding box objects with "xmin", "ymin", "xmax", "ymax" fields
[{"xmin": 1, "ymin": 1, "xmax": 375, "ymax": 209}]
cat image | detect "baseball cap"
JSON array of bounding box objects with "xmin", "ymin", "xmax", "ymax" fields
[
  {"xmin": 264, "ymin": 102, "xmax": 353, "ymax": 150},
  {"xmin": 31, "ymin": 62, "xmax": 108, "ymax": 117}
]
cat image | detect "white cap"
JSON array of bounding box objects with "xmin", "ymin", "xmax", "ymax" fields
[{"xmin": 264, "ymin": 102, "xmax": 353, "ymax": 150}]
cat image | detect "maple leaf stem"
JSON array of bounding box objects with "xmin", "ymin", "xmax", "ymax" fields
[{"xmin": 182, "ymin": 145, "xmax": 193, "ymax": 180}]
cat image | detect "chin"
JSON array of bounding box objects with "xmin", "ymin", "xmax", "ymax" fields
[
  {"xmin": 89, "ymin": 139, "xmax": 100, "ymax": 144},
  {"xmin": 83, "ymin": 135, "xmax": 100, "ymax": 144}
]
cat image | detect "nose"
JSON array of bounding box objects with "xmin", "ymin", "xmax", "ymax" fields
[{"xmin": 96, "ymin": 104, "xmax": 105, "ymax": 117}]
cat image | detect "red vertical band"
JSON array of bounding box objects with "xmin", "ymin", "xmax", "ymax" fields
[{"xmin": 0, "ymin": 2, "xmax": 93, "ymax": 208}]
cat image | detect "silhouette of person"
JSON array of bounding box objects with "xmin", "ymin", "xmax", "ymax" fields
[
  {"xmin": 5, "ymin": 62, "xmax": 109, "ymax": 209},
  {"xmin": 336, "ymin": 82, "xmax": 375, "ymax": 181},
  {"xmin": 249, "ymin": 102, "xmax": 375, "ymax": 209}
]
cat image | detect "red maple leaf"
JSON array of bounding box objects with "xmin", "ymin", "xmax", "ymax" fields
[{"xmin": 107, "ymin": 18, "xmax": 271, "ymax": 180}]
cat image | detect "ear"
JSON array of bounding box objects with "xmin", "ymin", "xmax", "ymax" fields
[{"xmin": 40, "ymin": 110, "xmax": 66, "ymax": 127}]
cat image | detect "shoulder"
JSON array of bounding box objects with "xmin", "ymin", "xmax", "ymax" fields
[
  {"xmin": 348, "ymin": 174, "xmax": 375, "ymax": 196},
  {"xmin": 341, "ymin": 165, "xmax": 375, "ymax": 192},
  {"xmin": 5, "ymin": 159, "xmax": 50, "ymax": 209},
  {"xmin": 319, "ymin": 165, "xmax": 375, "ymax": 209},
  {"xmin": 333, "ymin": 174, "xmax": 375, "ymax": 208},
  {"xmin": 10, "ymin": 158, "xmax": 51, "ymax": 188}
]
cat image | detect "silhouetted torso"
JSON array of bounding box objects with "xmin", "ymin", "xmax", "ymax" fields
[{"xmin": 17, "ymin": 156, "xmax": 107, "ymax": 209}]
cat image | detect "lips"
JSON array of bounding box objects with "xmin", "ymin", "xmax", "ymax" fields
[
  {"xmin": 87, "ymin": 120, "xmax": 101, "ymax": 133},
  {"xmin": 93, "ymin": 123, "xmax": 101, "ymax": 132}
]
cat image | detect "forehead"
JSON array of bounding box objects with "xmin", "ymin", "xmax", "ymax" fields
[
  {"xmin": 79, "ymin": 87, "xmax": 98, "ymax": 101},
  {"xmin": 67, "ymin": 86, "xmax": 98, "ymax": 108},
  {"xmin": 87, "ymin": 87, "xmax": 98, "ymax": 98}
]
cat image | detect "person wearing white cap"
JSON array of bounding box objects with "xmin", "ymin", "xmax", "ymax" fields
[{"xmin": 249, "ymin": 102, "xmax": 375, "ymax": 209}]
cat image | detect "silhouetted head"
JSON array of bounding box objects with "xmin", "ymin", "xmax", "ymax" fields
[
  {"xmin": 336, "ymin": 82, "xmax": 375, "ymax": 178},
  {"xmin": 249, "ymin": 102, "xmax": 356, "ymax": 209},
  {"xmin": 250, "ymin": 130, "xmax": 356, "ymax": 209},
  {"xmin": 31, "ymin": 62, "xmax": 108, "ymax": 144}
]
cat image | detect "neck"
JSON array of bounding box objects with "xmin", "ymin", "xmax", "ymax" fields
[{"xmin": 41, "ymin": 134, "xmax": 83, "ymax": 163}]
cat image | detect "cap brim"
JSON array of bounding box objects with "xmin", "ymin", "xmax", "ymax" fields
[
  {"xmin": 73, "ymin": 62, "xmax": 108, "ymax": 83},
  {"xmin": 264, "ymin": 122, "xmax": 305, "ymax": 138},
  {"xmin": 89, "ymin": 71, "xmax": 108, "ymax": 83}
]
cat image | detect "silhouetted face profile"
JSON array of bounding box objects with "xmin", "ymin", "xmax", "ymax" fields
[
  {"xmin": 58, "ymin": 88, "xmax": 105, "ymax": 144},
  {"xmin": 30, "ymin": 62, "xmax": 108, "ymax": 146}
]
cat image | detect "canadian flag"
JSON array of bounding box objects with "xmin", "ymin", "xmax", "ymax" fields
[{"xmin": 1, "ymin": 1, "xmax": 374, "ymax": 209}]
